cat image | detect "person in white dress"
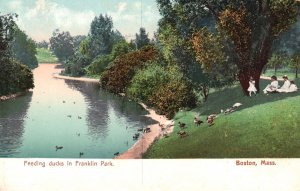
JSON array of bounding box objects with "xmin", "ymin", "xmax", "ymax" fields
[
  {"xmin": 282, "ymin": 81, "xmax": 298, "ymax": 93},
  {"xmin": 276, "ymin": 75, "xmax": 291, "ymax": 93},
  {"xmin": 288, "ymin": 81, "xmax": 298, "ymax": 92},
  {"xmin": 247, "ymin": 77, "xmax": 257, "ymax": 96},
  {"xmin": 263, "ymin": 75, "xmax": 279, "ymax": 94}
]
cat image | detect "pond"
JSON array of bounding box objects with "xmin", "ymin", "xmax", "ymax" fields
[{"xmin": 0, "ymin": 64, "xmax": 154, "ymax": 158}]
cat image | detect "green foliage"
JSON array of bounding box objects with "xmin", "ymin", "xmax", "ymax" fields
[
  {"xmin": 36, "ymin": 48, "xmax": 58, "ymax": 63},
  {"xmin": 49, "ymin": 29, "xmax": 74, "ymax": 62},
  {"xmin": 267, "ymin": 52, "xmax": 288, "ymax": 75},
  {"xmin": 86, "ymin": 55, "xmax": 112, "ymax": 75},
  {"xmin": 0, "ymin": 13, "xmax": 16, "ymax": 58},
  {"xmin": 36, "ymin": 40, "xmax": 49, "ymax": 49},
  {"xmin": 63, "ymin": 52, "xmax": 91, "ymax": 77},
  {"xmin": 110, "ymin": 40, "xmax": 132, "ymax": 60},
  {"xmin": 0, "ymin": 59, "xmax": 34, "ymax": 95},
  {"xmin": 88, "ymin": 14, "xmax": 115, "ymax": 58},
  {"xmin": 11, "ymin": 27, "xmax": 38, "ymax": 68},
  {"xmin": 0, "ymin": 13, "xmax": 34, "ymax": 96},
  {"xmin": 290, "ymin": 53, "xmax": 300, "ymax": 78},
  {"xmin": 135, "ymin": 27, "xmax": 150, "ymax": 49},
  {"xmin": 149, "ymin": 79, "xmax": 196, "ymax": 119},
  {"xmin": 127, "ymin": 62, "xmax": 170, "ymax": 102},
  {"xmin": 100, "ymin": 46, "xmax": 159, "ymax": 93}
]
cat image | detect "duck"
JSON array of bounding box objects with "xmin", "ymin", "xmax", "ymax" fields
[
  {"xmin": 67, "ymin": 115, "xmax": 72, "ymax": 118},
  {"xmin": 114, "ymin": 152, "xmax": 120, "ymax": 156},
  {"xmin": 55, "ymin": 146, "xmax": 63, "ymax": 150},
  {"xmin": 178, "ymin": 122, "xmax": 186, "ymax": 129},
  {"xmin": 78, "ymin": 116, "xmax": 82, "ymax": 119}
]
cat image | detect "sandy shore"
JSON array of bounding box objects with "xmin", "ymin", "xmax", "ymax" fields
[
  {"xmin": 115, "ymin": 103, "xmax": 174, "ymax": 159},
  {"xmin": 53, "ymin": 73, "xmax": 99, "ymax": 83}
]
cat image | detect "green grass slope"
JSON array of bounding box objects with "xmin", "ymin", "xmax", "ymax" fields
[
  {"xmin": 36, "ymin": 48, "xmax": 58, "ymax": 63},
  {"xmin": 144, "ymin": 79, "xmax": 300, "ymax": 158}
]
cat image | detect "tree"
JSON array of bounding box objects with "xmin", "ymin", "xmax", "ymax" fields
[
  {"xmin": 157, "ymin": 17, "xmax": 236, "ymax": 101},
  {"xmin": 88, "ymin": 14, "xmax": 114, "ymax": 58},
  {"xmin": 0, "ymin": 13, "xmax": 34, "ymax": 95},
  {"xmin": 49, "ymin": 29, "xmax": 74, "ymax": 62},
  {"xmin": 11, "ymin": 27, "xmax": 38, "ymax": 69},
  {"xmin": 110, "ymin": 40, "xmax": 132, "ymax": 59},
  {"xmin": 36, "ymin": 40, "xmax": 49, "ymax": 49},
  {"xmin": 100, "ymin": 46, "xmax": 158, "ymax": 93},
  {"xmin": 158, "ymin": 0, "xmax": 299, "ymax": 95},
  {"xmin": 135, "ymin": 27, "xmax": 150, "ymax": 49},
  {"xmin": 290, "ymin": 53, "xmax": 300, "ymax": 78},
  {"xmin": 266, "ymin": 52, "xmax": 287, "ymax": 75}
]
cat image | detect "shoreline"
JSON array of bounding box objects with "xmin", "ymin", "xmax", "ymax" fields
[
  {"xmin": 53, "ymin": 73, "xmax": 99, "ymax": 83},
  {"xmin": 52, "ymin": 71, "xmax": 175, "ymax": 159},
  {"xmin": 115, "ymin": 103, "xmax": 174, "ymax": 159},
  {"xmin": 0, "ymin": 91, "xmax": 29, "ymax": 101}
]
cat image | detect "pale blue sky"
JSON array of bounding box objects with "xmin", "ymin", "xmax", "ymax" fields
[{"xmin": 0, "ymin": 0, "xmax": 160, "ymax": 41}]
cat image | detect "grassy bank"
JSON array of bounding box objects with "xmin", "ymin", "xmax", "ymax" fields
[
  {"xmin": 36, "ymin": 48, "xmax": 58, "ymax": 63},
  {"xmin": 144, "ymin": 79, "xmax": 300, "ymax": 158}
]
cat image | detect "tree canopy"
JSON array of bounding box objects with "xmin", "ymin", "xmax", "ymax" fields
[
  {"xmin": 11, "ymin": 26, "xmax": 38, "ymax": 68},
  {"xmin": 157, "ymin": 0, "xmax": 299, "ymax": 95},
  {"xmin": 49, "ymin": 29, "xmax": 75, "ymax": 62}
]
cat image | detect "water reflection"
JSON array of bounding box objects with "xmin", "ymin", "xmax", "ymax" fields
[
  {"xmin": 64, "ymin": 80, "xmax": 156, "ymax": 141},
  {"xmin": 0, "ymin": 92, "xmax": 33, "ymax": 157},
  {"xmin": 0, "ymin": 64, "xmax": 157, "ymax": 158}
]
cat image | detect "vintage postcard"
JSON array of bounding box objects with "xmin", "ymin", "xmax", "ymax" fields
[{"xmin": 0, "ymin": 0, "xmax": 300, "ymax": 190}]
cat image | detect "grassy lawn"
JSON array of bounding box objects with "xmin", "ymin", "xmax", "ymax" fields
[
  {"xmin": 36, "ymin": 48, "xmax": 58, "ymax": 63},
  {"xmin": 144, "ymin": 79, "xmax": 300, "ymax": 158}
]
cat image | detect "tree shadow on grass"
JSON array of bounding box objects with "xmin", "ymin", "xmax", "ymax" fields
[{"xmin": 194, "ymin": 78, "xmax": 300, "ymax": 115}]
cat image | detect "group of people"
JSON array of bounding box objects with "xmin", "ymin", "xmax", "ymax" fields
[{"xmin": 247, "ymin": 75, "xmax": 298, "ymax": 96}]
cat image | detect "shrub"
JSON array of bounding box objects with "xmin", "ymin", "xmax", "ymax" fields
[
  {"xmin": 127, "ymin": 62, "xmax": 169, "ymax": 103},
  {"xmin": 0, "ymin": 59, "xmax": 34, "ymax": 95},
  {"xmin": 149, "ymin": 80, "xmax": 197, "ymax": 119},
  {"xmin": 100, "ymin": 45, "xmax": 158, "ymax": 93},
  {"xmin": 86, "ymin": 55, "xmax": 112, "ymax": 75}
]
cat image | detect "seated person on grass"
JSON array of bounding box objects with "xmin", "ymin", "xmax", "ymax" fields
[
  {"xmin": 286, "ymin": 81, "xmax": 298, "ymax": 93},
  {"xmin": 276, "ymin": 75, "xmax": 291, "ymax": 93},
  {"xmin": 263, "ymin": 75, "xmax": 279, "ymax": 94}
]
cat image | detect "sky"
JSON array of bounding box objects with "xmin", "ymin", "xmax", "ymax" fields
[{"xmin": 0, "ymin": 0, "xmax": 161, "ymax": 42}]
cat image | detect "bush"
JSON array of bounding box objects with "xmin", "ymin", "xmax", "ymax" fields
[
  {"xmin": 0, "ymin": 59, "xmax": 34, "ymax": 95},
  {"xmin": 86, "ymin": 55, "xmax": 112, "ymax": 75},
  {"xmin": 149, "ymin": 80, "xmax": 197, "ymax": 119},
  {"xmin": 127, "ymin": 62, "xmax": 169, "ymax": 102},
  {"xmin": 63, "ymin": 52, "xmax": 91, "ymax": 77},
  {"xmin": 100, "ymin": 45, "xmax": 159, "ymax": 93}
]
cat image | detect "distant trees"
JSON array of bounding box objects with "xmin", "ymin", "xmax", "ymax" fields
[
  {"xmin": 49, "ymin": 29, "xmax": 74, "ymax": 62},
  {"xmin": 87, "ymin": 14, "xmax": 115, "ymax": 58},
  {"xmin": 36, "ymin": 40, "xmax": 49, "ymax": 49},
  {"xmin": 290, "ymin": 53, "xmax": 300, "ymax": 78},
  {"xmin": 266, "ymin": 52, "xmax": 287, "ymax": 76},
  {"xmin": 0, "ymin": 13, "xmax": 34, "ymax": 96},
  {"xmin": 135, "ymin": 27, "xmax": 150, "ymax": 49}
]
